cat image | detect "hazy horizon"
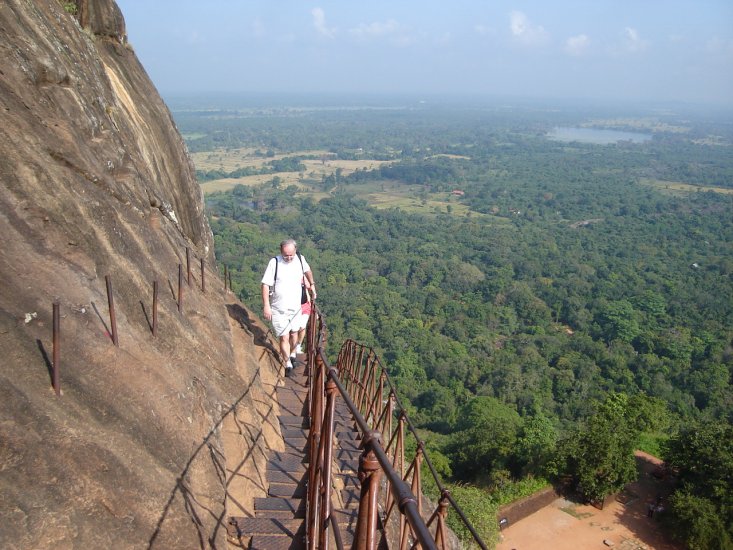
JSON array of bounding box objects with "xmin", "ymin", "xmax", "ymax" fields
[{"xmin": 116, "ymin": 1, "xmax": 733, "ymax": 108}]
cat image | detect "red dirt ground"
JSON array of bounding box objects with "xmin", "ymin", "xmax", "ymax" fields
[{"xmin": 496, "ymin": 452, "xmax": 682, "ymax": 550}]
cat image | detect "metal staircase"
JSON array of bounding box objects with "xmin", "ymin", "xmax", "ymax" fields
[
  {"xmin": 228, "ymin": 305, "xmax": 488, "ymax": 550},
  {"xmin": 229, "ymin": 358, "xmax": 386, "ymax": 549}
]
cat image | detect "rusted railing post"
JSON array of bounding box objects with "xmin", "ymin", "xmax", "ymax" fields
[
  {"xmin": 351, "ymin": 345, "xmax": 364, "ymax": 401},
  {"xmin": 186, "ymin": 247, "xmax": 191, "ymax": 286},
  {"xmin": 152, "ymin": 280, "xmax": 158, "ymax": 337},
  {"xmin": 307, "ymin": 352, "xmax": 326, "ymax": 550},
  {"xmin": 52, "ymin": 300, "xmax": 60, "ymax": 396},
  {"xmin": 413, "ymin": 444, "xmax": 424, "ymax": 517},
  {"xmin": 365, "ymin": 371, "xmax": 385, "ymax": 427},
  {"xmin": 395, "ymin": 413, "xmax": 408, "ymax": 548},
  {"xmin": 178, "ymin": 264, "xmax": 183, "ymax": 313},
  {"xmin": 363, "ymin": 355, "xmax": 376, "ymax": 414},
  {"xmin": 366, "ymin": 362, "xmax": 377, "ymax": 416},
  {"xmin": 105, "ymin": 275, "xmax": 118, "ymax": 346},
  {"xmin": 353, "ymin": 347, "xmax": 365, "ymax": 410},
  {"xmin": 354, "ymin": 430, "xmax": 383, "ymax": 550},
  {"xmin": 318, "ymin": 376, "xmax": 338, "ymax": 550},
  {"xmin": 386, "ymin": 391, "xmax": 395, "ymax": 449},
  {"xmin": 381, "ymin": 407, "xmax": 402, "ymax": 533},
  {"xmin": 200, "ymin": 258, "xmax": 206, "ymax": 292},
  {"xmin": 435, "ymin": 491, "xmax": 450, "ymax": 548}
]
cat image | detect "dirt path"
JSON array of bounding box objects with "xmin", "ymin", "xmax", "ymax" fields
[{"xmin": 496, "ymin": 452, "xmax": 682, "ymax": 550}]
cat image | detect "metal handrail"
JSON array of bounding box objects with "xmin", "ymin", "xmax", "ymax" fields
[
  {"xmin": 337, "ymin": 339, "xmax": 490, "ymax": 550},
  {"xmin": 305, "ymin": 304, "xmax": 437, "ymax": 550},
  {"xmin": 303, "ymin": 304, "xmax": 489, "ymax": 550}
]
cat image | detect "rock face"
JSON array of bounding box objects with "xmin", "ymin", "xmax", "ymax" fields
[{"xmin": 0, "ymin": 1, "xmax": 279, "ymax": 547}]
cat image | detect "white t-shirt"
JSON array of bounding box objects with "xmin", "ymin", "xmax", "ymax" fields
[{"xmin": 261, "ymin": 254, "xmax": 311, "ymax": 311}]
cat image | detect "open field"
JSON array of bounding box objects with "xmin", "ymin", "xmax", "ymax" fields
[
  {"xmin": 190, "ymin": 147, "xmax": 390, "ymax": 174},
  {"xmin": 200, "ymin": 174, "xmax": 302, "ymax": 194},
  {"xmin": 639, "ymin": 177, "xmax": 733, "ymax": 196},
  {"xmin": 195, "ymin": 147, "xmax": 393, "ymax": 196},
  {"xmin": 585, "ymin": 118, "xmax": 690, "ymax": 134},
  {"xmin": 198, "ymin": 162, "xmax": 489, "ymax": 218},
  {"xmin": 190, "ymin": 147, "xmax": 326, "ymax": 171},
  {"xmin": 194, "ymin": 146, "xmax": 483, "ymax": 214},
  {"xmin": 354, "ymin": 182, "xmax": 483, "ymax": 216}
]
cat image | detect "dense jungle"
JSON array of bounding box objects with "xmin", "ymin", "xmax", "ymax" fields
[{"xmin": 172, "ymin": 94, "xmax": 733, "ymax": 548}]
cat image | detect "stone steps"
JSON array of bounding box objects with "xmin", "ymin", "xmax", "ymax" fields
[{"xmin": 228, "ymin": 355, "xmax": 387, "ymax": 548}]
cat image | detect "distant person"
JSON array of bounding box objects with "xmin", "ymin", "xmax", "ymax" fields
[{"xmin": 261, "ymin": 239, "xmax": 317, "ymax": 375}]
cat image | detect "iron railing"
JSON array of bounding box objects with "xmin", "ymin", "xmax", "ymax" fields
[{"xmin": 304, "ymin": 304, "xmax": 488, "ymax": 550}]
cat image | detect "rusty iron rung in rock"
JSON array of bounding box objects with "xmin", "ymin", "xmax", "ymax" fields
[
  {"xmin": 186, "ymin": 247, "xmax": 191, "ymax": 286},
  {"xmin": 105, "ymin": 275, "xmax": 118, "ymax": 346},
  {"xmin": 152, "ymin": 280, "xmax": 158, "ymax": 337},
  {"xmin": 52, "ymin": 300, "xmax": 60, "ymax": 396},
  {"xmin": 178, "ymin": 264, "xmax": 184, "ymax": 313}
]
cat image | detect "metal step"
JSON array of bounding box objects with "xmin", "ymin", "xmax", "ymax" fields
[
  {"xmin": 231, "ymin": 517, "xmax": 303, "ymax": 536},
  {"xmin": 246, "ymin": 518, "xmax": 306, "ymax": 549},
  {"xmin": 267, "ymin": 469, "xmax": 307, "ymax": 484},
  {"xmin": 269, "ymin": 449, "xmax": 307, "ymax": 463},
  {"xmin": 277, "ymin": 402, "xmax": 307, "ymax": 417},
  {"xmin": 282, "ymin": 427, "xmax": 308, "ymax": 438},
  {"xmin": 254, "ymin": 497, "xmax": 306, "ymax": 518},
  {"xmin": 279, "ymin": 415, "xmax": 308, "ymax": 427},
  {"xmin": 249, "ymin": 534, "xmax": 305, "ymax": 550},
  {"xmin": 282, "ymin": 438, "xmax": 308, "ymax": 454},
  {"xmin": 269, "ymin": 482, "xmax": 306, "ymax": 498}
]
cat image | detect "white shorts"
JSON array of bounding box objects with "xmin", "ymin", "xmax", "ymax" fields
[
  {"xmin": 293, "ymin": 313, "xmax": 310, "ymax": 331},
  {"xmin": 272, "ymin": 308, "xmax": 302, "ymax": 337}
]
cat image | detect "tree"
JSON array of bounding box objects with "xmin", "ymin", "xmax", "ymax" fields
[
  {"xmin": 555, "ymin": 393, "xmax": 639, "ymax": 503},
  {"xmin": 664, "ymin": 419, "xmax": 733, "ymax": 548},
  {"xmin": 446, "ymin": 396, "xmax": 522, "ymax": 482},
  {"xmin": 666, "ymin": 491, "xmax": 733, "ymax": 550},
  {"xmin": 596, "ymin": 300, "xmax": 641, "ymax": 343},
  {"xmin": 513, "ymin": 409, "xmax": 558, "ymax": 477}
]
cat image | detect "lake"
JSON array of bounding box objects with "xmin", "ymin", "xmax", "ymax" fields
[{"xmin": 548, "ymin": 127, "xmax": 652, "ymax": 144}]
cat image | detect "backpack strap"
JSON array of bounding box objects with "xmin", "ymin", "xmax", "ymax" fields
[{"xmin": 272, "ymin": 253, "xmax": 304, "ymax": 285}]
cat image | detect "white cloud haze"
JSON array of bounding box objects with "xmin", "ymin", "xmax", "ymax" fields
[
  {"xmin": 509, "ymin": 11, "xmax": 550, "ymax": 46},
  {"xmin": 116, "ymin": 0, "xmax": 733, "ymax": 105},
  {"xmin": 565, "ymin": 34, "xmax": 590, "ymax": 56},
  {"xmin": 311, "ymin": 7, "xmax": 335, "ymax": 38}
]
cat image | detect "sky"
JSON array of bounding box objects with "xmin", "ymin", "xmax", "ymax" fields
[{"xmin": 115, "ymin": 0, "xmax": 733, "ymax": 106}]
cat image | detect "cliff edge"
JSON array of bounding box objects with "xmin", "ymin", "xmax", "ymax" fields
[{"xmin": 0, "ymin": 1, "xmax": 279, "ymax": 547}]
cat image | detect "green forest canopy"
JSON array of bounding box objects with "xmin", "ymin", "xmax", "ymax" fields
[{"xmin": 174, "ymin": 97, "xmax": 733, "ymax": 547}]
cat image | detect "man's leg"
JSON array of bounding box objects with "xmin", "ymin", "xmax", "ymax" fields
[
  {"xmin": 289, "ymin": 330, "xmax": 298, "ymax": 360},
  {"xmin": 296, "ymin": 327, "xmax": 306, "ymax": 354},
  {"xmin": 279, "ymin": 334, "xmax": 292, "ymax": 363},
  {"xmin": 280, "ymin": 335, "xmax": 294, "ymax": 375},
  {"xmin": 272, "ymin": 310, "xmax": 294, "ymax": 374},
  {"xmin": 294, "ymin": 313, "xmax": 308, "ymax": 355},
  {"xmin": 288, "ymin": 311, "xmax": 303, "ymax": 362}
]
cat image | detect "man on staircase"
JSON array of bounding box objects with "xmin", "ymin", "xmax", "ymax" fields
[{"xmin": 261, "ymin": 239, "xmax": 317, "ymax": 376}]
